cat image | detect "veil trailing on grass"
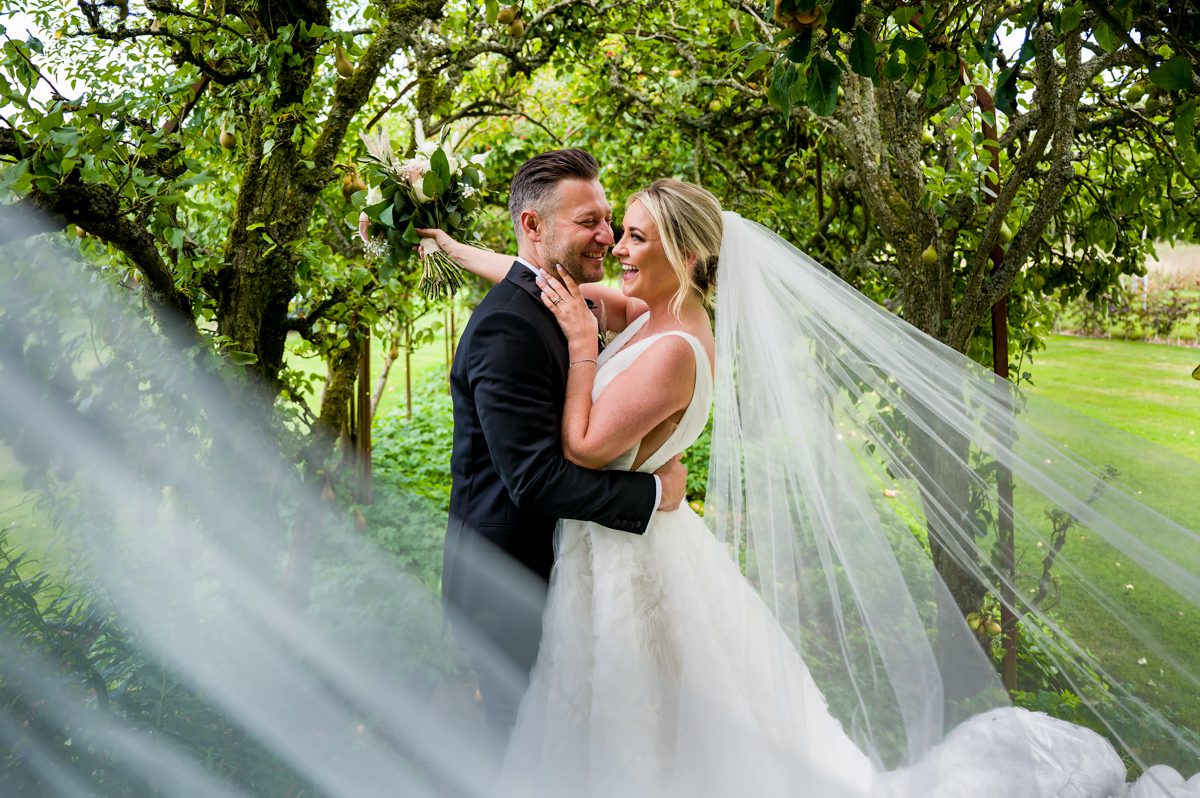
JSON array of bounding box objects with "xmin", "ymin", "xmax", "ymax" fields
[{"xmin": 707, "ymin": 212, "xmax": 1200, "ymax": 782}]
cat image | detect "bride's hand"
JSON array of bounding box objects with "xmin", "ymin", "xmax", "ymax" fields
[
  {"xmin": 538, "ymin": 265, "xmax": 599, "ymax": 359},
  {"xmin": 414, "ymin": 227, "xmax": 459, "ymax": 252},
  {"xmin": 413, "ymin": 228, "xmax": 512, "ymax": 284}
]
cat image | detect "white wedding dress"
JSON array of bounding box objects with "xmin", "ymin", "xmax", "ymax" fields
[{"xmin": 499, "ymin": 313, "xmax": 1199, "ymax": 798}]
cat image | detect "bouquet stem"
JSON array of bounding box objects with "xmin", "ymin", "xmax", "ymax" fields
[{"xmin": 418, "ymin": 238, "xmax": 465, "ymax": 300}]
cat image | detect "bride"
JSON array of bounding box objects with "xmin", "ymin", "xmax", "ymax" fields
[{"xmin": 424, "ymin": 179, "xmax": 1199, "ymax": 797}]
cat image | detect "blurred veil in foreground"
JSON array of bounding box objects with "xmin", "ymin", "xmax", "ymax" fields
[
  {"xmin": 1, "ymin": 206, "xmax": 1198, "ymax": 797},
  {"xmin": 0, "ymin": 207, "xmax": 520, "ymax": 796}
]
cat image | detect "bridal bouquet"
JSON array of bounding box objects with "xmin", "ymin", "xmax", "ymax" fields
[{"xmin": 356, "ymin": 124, "xmax": 487, "ymax": 299}]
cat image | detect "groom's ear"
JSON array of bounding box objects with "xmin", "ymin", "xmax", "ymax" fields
[{"xmin": 519, "ymin": 209, "xmax": 544, "ymax": 243}]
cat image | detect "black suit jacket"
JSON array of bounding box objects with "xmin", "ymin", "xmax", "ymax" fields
[{"xmin": 443, "ymin": 263, "xmax": 658, "ymax": 624}]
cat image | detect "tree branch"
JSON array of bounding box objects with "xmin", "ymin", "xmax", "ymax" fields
[{"xmin": 306, "ymin": 1, "xmax": 445, "ymax": 190}]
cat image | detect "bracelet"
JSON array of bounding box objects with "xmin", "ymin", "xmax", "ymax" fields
[{"xmin": 570, "ymin": 358, "xmax": 598, "ymax": 367}]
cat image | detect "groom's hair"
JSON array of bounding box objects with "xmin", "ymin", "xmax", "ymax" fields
[{"xmin": 508, "ymin": 148, "xmax": 601, "ymax": 230}]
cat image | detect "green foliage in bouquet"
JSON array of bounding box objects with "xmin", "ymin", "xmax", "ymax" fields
[{"xmin": 355, "ymin": 126, "xmax": 488, "ymax": 300}]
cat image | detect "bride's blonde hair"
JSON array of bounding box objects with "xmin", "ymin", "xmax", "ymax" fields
[{"xmin": 627, "ymin": 179, "xmax": 723, "ymax": 319}]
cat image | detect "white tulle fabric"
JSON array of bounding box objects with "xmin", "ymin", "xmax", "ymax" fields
[{"xmin": 498, "ymin": 214, "xmax": 1199, "ymax": 797}]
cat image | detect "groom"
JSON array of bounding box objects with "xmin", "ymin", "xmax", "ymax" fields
[{"xmin": 444, "ymin": 148, "xmax": 686, "ymax": 751}]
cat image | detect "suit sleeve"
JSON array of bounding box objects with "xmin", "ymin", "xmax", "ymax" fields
[{"xmin": 469, "ymin": 309, "xmax": 658, "ymax": 533}]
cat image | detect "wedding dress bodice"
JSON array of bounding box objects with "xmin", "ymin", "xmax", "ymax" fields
[{"xmin": 592, "ymin": 313, "xmax": 712, "ymax": 474}]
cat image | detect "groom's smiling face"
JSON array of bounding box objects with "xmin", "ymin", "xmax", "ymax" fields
[{"xmin": 539, "ymin": 178, "xmax": 614, "ymax": 284}]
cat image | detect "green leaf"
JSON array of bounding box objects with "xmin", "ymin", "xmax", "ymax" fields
[
  {"xmin": 975, "ymin": 24, "xmax": 1002, "ymax": 67},
  {"xmin": 882, "ymin": 51, "xmax": 905, "ymax": 81},
  {"xmin": 422, "ymin": 170, "xmax": 443, "ymax": 200},
  {"xmin": 768, "ymin": 59, "xmax": 800, "ymax": 115},
  {"xmin": 229, "ymin": 351, "xmax": 259, "ymax": 365},
  {"xmin": 784, "ymin": 30, "xmax": 812, "ymax": 64},
  {"xmin": 176, "ymin": 172, "xmax": 213, "ymax": 190},
  {"xmin": 1094, "ymin": 20, "xmax": 1122, "ymax": 54},
  {"xmin": 380, "ymin": 202, "xmax": 395, "ymax": 228},
  {"xmin": 745, "ymin": 46, "xmax": 774, "ymax": 77},
  {"xmin": 0, "ymin": 160, "xmax": 29, "ymax": 194},
  {"xmin": 1149, "ymin": 55, "xmax": 1196, "ymax": 91},
  {"xmin": 402, "ymin": 220, "xmax": 420, "ymax": 245},
  {"xmin": 995, "ymin": 67, "xmax": 1020, "ymax": 116},
  {"xmin": 806, "ymin": 56, "xmax": 841, "ymax": 117},
  {"xmin": 430, "ymin": 147, "xmax": 451, "ymax": 184},
  {"xmin": 849, "ymin": 26, "xmax": 876, "ymax": 79},
  {"xmin": 902, "ymin": 35, "xmax": 928, "ymax": 65},
  {"xmin": 1176, "ymin": 98, "xmax": 1197, "ymax": 158},
  {"xmin": 828, "ymin": 0, "xmax": 861, "ymax": 32},
  {"xmin": 1058, "ymin": 2, "xmax": 1083, "ymax": 34}
]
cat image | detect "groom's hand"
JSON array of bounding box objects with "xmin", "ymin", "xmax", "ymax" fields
[{"xmin": 654, "ymin": 455, "xmax": 687, "ymax": 511}]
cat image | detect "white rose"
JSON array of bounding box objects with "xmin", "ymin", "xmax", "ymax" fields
[{"xmin": 405, "ymin": 162, "xmax": 432, "ymax": 203}]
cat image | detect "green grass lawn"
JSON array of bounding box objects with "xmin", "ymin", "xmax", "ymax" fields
[
  {"xmin": 1024, "ymin": 335, "xmax": 1200, "ymax": 461},
  {"xmin": 1013, "ymin": 335, "xmax": 1200, "ymax": 759}
]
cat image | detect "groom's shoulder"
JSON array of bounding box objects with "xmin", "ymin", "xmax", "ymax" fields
[{"xmin": 473, "ymin": 265, "xmax": 542, "ymax": 322}]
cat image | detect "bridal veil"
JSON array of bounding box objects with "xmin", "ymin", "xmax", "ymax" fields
[{"xmin": 707, "ymin": 211, "xmax": 1199, "ymax": 783}]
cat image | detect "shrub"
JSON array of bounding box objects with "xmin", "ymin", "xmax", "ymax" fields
[
  {"xmin": 1058, "ymin": 275, "xmax": 1200, "ymax": 344},
  {"xmin": 371, "ymin": 373, "xmax": 455, "ymax": 513},
  {"xmin": 682, "ymin": 420, "xmax": 712, "ymax": 503},
  {"xmin": 365, "ymin": 373, "xmax": 456, "ymax": 592}
]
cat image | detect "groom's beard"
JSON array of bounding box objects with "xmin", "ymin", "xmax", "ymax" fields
[{"xmin": 542, "ymin": 232, "xmax": 602, "ymax": 284}]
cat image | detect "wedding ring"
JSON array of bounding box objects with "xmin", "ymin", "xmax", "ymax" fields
[{"xmin": 552, "ymin": 297, "xmax": 562, "ymax": 305}]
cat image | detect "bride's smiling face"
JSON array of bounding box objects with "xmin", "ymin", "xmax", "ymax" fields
[{"xmin": 612, "ymin": 200, "xmax": 682, "ymax": 303}]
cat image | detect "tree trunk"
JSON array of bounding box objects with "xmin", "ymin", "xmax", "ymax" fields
[
  {"xmin": 911, "ymin": 410, "xmax": 990, "ymax": 688},
  {"xmin": 215, "ymin": 50, "xmax": 320, "ymax": 384},
  {"xmin": 316, "ymin": 333, "xmax": 364, "ymax": 456}
]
